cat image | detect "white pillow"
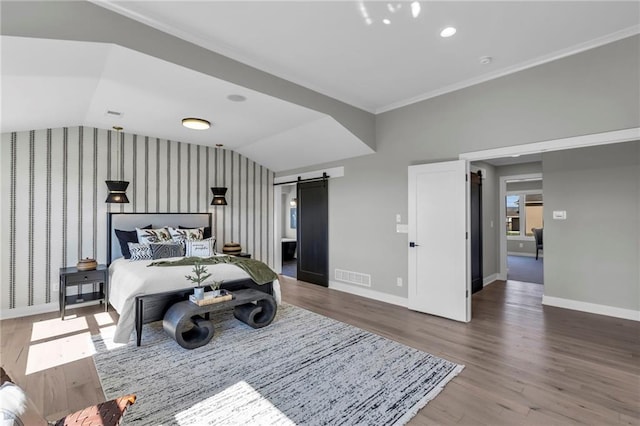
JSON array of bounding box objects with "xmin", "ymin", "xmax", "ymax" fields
[
  {"xmin": 136, "ymin": 227, "xmax": 172, "ymax": 245},
  {"xmin": 185, "ymin": 237, "xmax": 216, "ymax": 257}
]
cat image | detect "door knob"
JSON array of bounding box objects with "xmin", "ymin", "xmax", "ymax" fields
[{"xmin": 409, "ymin": 242, "xmax": 420, "ymax": 247}]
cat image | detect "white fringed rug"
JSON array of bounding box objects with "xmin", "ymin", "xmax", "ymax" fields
[{"xmin": 92, "ymin": 304, "xmax": 463, "ymax": 425}]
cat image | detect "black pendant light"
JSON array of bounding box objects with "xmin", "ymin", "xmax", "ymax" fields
[
  {"xmin": 210, "ymin": 144, "xmax": 228, "ymax": 206},
  {"xmin": 105, "ymin": 180, "xmax": 130, "ymax": 203},
  {"xmin": 210, "ymin": 187, "xmax": 228, "ymax": 205},
  {"xmin": 105, "ymin": 126, "xmax": 130, "ymax": 203}
]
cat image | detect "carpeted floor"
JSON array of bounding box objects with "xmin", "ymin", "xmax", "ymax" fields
[
  {"xmin": 507, "ymin": 255, "xmax": 543, "ymax": 284},
  {"xmin": 93, "ymin": 304, "xmax": 463, "ymax": 425}
]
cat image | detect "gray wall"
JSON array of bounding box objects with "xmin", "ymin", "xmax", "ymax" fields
[
  {"xmin": 1, "ymin": 127, "xmax": 274, "ymax": 312},
  {"xmin": 542, "ymin": 142, "xmax": 639, "ymax": 310},
  {"xmin": 280, "ymin": 35, "xmax": 640, "ymax": 307},
  {"xmin": 507, "ymin": 240, "xmax": 537, "ymax": 256}
]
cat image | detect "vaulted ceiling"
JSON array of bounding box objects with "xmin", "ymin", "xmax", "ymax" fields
[{"xmin": 2, "ymin": 1, "xmax": 638, "ymax": 171}]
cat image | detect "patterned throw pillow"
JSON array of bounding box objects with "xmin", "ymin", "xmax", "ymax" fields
[
  {"xmin": 185, "ymin": 237, "xmax": 216, "ymax": 258},
  {"xmin": 167, "ymin": 227, "xmax": 204, "ymax": 243},
  {"xmin": 136, "ymin": 227, "xmax": 172, "ymax": 245},
  {"xmin": 128, "ymin": 243, "xmax": 152, "ymax": 261},
  {"xmin": 180, "ymin": 225, "xmax": 212, "ymax": 239},
  {"xmin": 150, "ymin": 242, "xmax": 184, "ymax": 259}
]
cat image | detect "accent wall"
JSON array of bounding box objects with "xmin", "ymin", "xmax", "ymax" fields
[{"xmin": 0, "ymin": 126, "xmax": 275, "ymax": 317}]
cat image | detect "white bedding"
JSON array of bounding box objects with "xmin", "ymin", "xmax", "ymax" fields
[{"xmin": 109, "ymin": 256, "xmax": 281, "ymax": 344}]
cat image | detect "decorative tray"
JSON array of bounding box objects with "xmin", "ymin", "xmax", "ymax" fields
[{"xmin": 189, "ymin": 289, "xmax": 233, "ymax": 306}]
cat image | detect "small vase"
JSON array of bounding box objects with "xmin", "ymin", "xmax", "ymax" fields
[{"xmin": 194, "ymin": 287, "xmax": 205, "ymax": 300}]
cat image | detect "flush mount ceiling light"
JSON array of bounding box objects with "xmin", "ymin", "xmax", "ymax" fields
[
  {"xmin": 182, "ymin": 117, "xmax": 211, "ymax": 130},
  {"xmin": 440, "ymin": 27, "xmax": 457, "ymax": 38},
  {"xmin": 227, "ymin": 94, "xmax": 247, "ymax": 102}
]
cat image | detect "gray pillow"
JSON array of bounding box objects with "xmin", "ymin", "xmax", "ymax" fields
[{"xmin": 150, "ymin": 242, "xmax": 184, "ymax": 259}]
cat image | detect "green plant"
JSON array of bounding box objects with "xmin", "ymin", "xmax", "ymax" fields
[
  {"xmin": 185, "ymin": 261, "xmax": 212, "ymax": 288},
  {"xmin": 209, "ymin": 280, "xmax": 224, "ymax": 292}
]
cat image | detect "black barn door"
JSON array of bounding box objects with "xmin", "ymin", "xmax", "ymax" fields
[{"xmin": 297, "ymin": 179, "xmax": 329, "ymax": 286}]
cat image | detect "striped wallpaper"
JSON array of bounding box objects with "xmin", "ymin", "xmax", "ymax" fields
[{"xmin": 0, "ymin": 126, "xmax": 275, "ymax": 314}]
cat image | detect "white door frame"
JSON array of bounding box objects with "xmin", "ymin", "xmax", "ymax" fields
[
  {"xmin": 273, "ymin": 184, "xmax": 283, "ymax": 274},
  {"xmin": 459, "ymin": 128, "xmax": 639, "ymax": 162},
  {"xmin": 459, "ymin": 127, "xmax": 639, "ymax": 283}
]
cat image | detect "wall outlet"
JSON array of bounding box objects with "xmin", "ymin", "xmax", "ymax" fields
[
  {"xmin": 519, "ymin": 243, "xmax": 523, "ymax": 248},
  {"xmin": 397, "ymin": 277, "xmax": 403, "ymax": 287},
  {"xmin": 396, "ymin": 214, "xmax": 401, "ymax": 223}
]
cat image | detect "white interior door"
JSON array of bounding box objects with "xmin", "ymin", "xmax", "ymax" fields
[{"xmin": 408, "ymin": 160, "xmax": 471, "ymax": 322}]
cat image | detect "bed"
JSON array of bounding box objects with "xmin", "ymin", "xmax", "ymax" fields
[{"xmin": 107, "ymin": 213, "xmax": 280, "ymax": 345}]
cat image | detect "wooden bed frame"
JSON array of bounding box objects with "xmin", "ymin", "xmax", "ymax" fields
[{"xmin": 107, "ymin": 212, "xmax": 274, "ymax": 346}]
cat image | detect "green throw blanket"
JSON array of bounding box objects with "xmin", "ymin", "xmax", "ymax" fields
[{"xmin": 148, "ymin": 256, "xmax": 277, "ymax": 285}]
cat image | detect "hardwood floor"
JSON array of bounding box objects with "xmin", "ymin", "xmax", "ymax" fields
[{"xmin": 1, "ymin": 278, "xmax": 638, "ymax": 424}]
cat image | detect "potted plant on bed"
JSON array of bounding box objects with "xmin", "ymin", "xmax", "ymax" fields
[{"xmin": 185, "ymin": 260, "xmax": 212, "ymax": 300}]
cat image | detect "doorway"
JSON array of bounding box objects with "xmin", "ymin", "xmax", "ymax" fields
[
  {"xmin": 500, "ymin": 173, "xmax": 544, "ymax": 285},
  {"xmin": 280, "ymin": 184, "xmax": 298, "ymax": 278},
  {"xmin": 470, "ymin": 170, "xmax": 483, "ymax": 293}
]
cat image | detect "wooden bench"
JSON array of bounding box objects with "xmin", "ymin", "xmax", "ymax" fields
[{"xmin": 162, "ymin": 289, "xmax": 277, "ymax": 349}]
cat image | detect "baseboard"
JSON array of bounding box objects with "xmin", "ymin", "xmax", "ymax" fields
[
  {"xmin": 542, "ymin": 295, "xmax": 640, "ymax": 321},
  {"xmin": 0, "ymin": 303, "xmax": 59, "ymax": 320},
  {"xmin": 483, "ymin": 273, "xmax": 499, "ymax": 287},
  {"xmin": 329, "ymin": 281, "xmax": 408, "ymax": 308},
  {"xmin": 507, "ymin": 252, "xmax": 543, "ymax": 258}
]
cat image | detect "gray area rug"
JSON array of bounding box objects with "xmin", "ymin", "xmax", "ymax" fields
[
  {"xmin": 507, "ymin": 255, "xmax": 544, "ymax": 284},
  {"xmin": 93, "ymin": 304, "xmax": 463, "ymax": 425}
]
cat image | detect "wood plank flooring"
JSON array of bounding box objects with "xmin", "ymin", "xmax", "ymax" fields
[{"xmin": 1, "ymin": 278, "xmax": 638, "ymax": 424}]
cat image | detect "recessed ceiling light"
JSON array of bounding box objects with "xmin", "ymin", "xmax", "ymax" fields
[
  {"xmin": 227, "ymin": 94, "xmax": 247, "ymax": 102},
  {"xmin": 383, "ymin": 18, "xmax": 391, "ymax": 25},
  {"xmin": 440, "ymin": 27, "xmax": 457, "ymax": 38},
  {"xmin": 479, "ymin": 56, "xmax": 493, "ymax": 65},
  {"xmin": 182, "ymin": 117, "xmax": 211, "ymax": 130},
  {"xmin": 411, "ymin": 1, "xmax": 421, "ymax": 18}
]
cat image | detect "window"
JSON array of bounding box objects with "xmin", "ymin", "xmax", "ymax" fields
[{"xmin": 505, "ymin": 192, "xmax": 543, "ymax": 237}]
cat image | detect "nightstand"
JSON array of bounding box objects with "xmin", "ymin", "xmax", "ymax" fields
[{"xmin": 59, "ymin": 265, "xmax": 108, "ymax": 319}]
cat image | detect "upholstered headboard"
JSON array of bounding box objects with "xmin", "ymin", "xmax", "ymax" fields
[{"xmin": 107, "ymin": 213, "xmax": 212, "ymax": 264}]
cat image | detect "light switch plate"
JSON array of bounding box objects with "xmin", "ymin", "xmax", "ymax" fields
[{"xmin": 553, "ymin": 210, "xmax": 567, "ymax": 220}]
